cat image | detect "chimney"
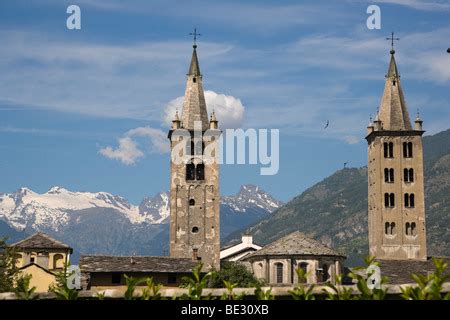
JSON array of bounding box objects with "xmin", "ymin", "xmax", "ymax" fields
[
  {"xmin": 242, "ymin": 235, "xmax": 253, "ymax": 245},
  {"xmin": 192, "ymin": 248, "xmax": 200, "ymax": 261}
]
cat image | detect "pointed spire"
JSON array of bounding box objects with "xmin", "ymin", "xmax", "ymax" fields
[
  {"xmin": 188, "ymin": 45, "xmax": 201, "ymax": 76},
  {"xmin": 377, "ymin": 46, "xmax": 412, "ymax": 131},
  {"xmin": 181, "ymin": 44, "xmax": 209, "ymax": 130},
  {"xmin": 209, "ymin": 110, "xmax": 218, "ymax": 129},
  {"xmin": 386, "ymin": 51, "xmax": 399, "ymax": 78}
]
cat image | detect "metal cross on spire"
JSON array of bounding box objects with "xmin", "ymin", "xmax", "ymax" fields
[
  {"xmin": 189, "ymin": 28, "xmax": 201, "ymax": 47},
  {"xmin": 386, "ymin": 32, "xmax": 400, "ymax": 53}
]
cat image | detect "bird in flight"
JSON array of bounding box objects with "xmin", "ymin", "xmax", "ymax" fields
[{"xmin": 324, "ymin": 120, "xmax": 329, "ymax": 129}]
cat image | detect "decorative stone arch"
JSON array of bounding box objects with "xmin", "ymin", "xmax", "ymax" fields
[{"xmin": 53, "ymin": 254, "xmax": 64, "ymax": 269}]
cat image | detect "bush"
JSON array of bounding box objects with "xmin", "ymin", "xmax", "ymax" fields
[{"xmin": 208, "ymin": 261, "xmax": 263, "ymax": 288}]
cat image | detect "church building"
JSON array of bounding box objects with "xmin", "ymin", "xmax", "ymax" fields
[
  {"xmin": 366, "ymin": 43, "xmax": 427, "ymax": 260},
  {"xmin": 167, "ymin": 41, "xmax": 221, "ymax": 271}
]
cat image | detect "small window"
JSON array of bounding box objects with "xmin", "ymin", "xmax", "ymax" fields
[
  {"xmin": 385, "ymin": 168, "xmax": 394, "ymax": 183},
  {"xmin": 406, "ymin": 222, "xmax": 411, "ymax": 236},
  {"xmin": 411, "ymin": 222, "xmax": 417, "ymax": 236},
  {"xmin": 385, "ymin": 193, "xmax": 395, "ymax": 207},
  {"xmin": 189, "ymin": 199, "xmax": 195, "ymax": 206},
  {"xmin": 192, "ymin": 226, "xmax": 199, "ymax": 233},
  {"xmin": 405, "ymin": 193, "xmax": 415, "ymax": 208},
  {"xmin": 276, "ymin": 263, "xmax": 283, "ymax": 284},
  {"xmin": 193, "ymin": 77, "xmax": 196, "ymax": 83},
  {"xmin": 322, "ymin": 264, "xmax": 329, "ymax": 282},
  {"xmin": 168, "ymin": 273, "xmax": 177, "ymax": 284},
  {"xmin": 384, "ymin": 142, "xmax": 394, "ymax": 158},
  {"xmin": 404, "ymin": 168, "xmax": 414, "ymax": 183},
  {"xmin": 30, "ymin": 257, "xmax": 35, "ymax": 264},
  {"xmin": 196, "ymin": 164, "xmax": 205, "ymax": 180},
  {"xmin": 112, "ymin": 273, "xmax": 121, "ymax": 284},
  {"xmin": 403, "ymin": 142, "xmax": 413, "ymax": 158},
  {"xmin": 186, "ymin": 163, "xmax": 195, "ymax": 181}
]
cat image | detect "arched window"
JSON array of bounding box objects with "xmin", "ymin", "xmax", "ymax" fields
[
  {"xmin": 385, "ymin": 222, "xmax": 390, "ymax": 235},
  {"xmin": 385, "ymin": 168, "xmax": 394, "ymax": 183},
  {"xmin": 189, "ymin": 199, "xmax": 195, "ymax": 206},
  {"xmin": 390, "ymin": 222, "xmax": 396, "ymax": 235},
  {"xmin": 53, "ymin": 254, "xmax": 64, "ymax": 269},
  {"xmin": 404, "ymin": 168, "xmax": 414, "ymax": 182},
  {"xmin": 385, "ymin": 193, "xmax": 395, "ymax": 207},
  {"xmin": 298, "ymin": 262, "xmax": 308, "ymax": 283},
  {"xmin": 275, "ymin": 263, "xmax": 283, "ymax": 284},
  {"xmin": 196, "ymin": 163, "xmax": 205, "ymax": 180},
  {"xmin": 403, "ymin": 142, "xmax": 413, "ymax": 158},
  {"xmin": 190, "ymin": 141, "xmax": 195, "ymax": 156},
  {"xmin": 192, "ymin": 226, "xmax": 199, "ymax": 233},
  {"xmin": 405, "ymin": 193, "xmax": 415, "ymax": 208},
  {"xmin": 322, "ymin": 264, "xmax": 329, "ymax": 282},
  {"xmin": 384, "ymin": 142, "xmax": 394, "ymax": 158},
  {"xmin": 411, "ymin": 222, "xmax": 417, "ymax": 236},
  {"xmin": 406, "ymin": 222, "xmax": 411, "ymax": 235},
  {"xmin": 186, "ymin": 163, "xmax": 195, "ymax": 181}
]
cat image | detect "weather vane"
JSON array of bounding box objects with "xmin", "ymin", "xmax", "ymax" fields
[
  {"xmin": 386, "ymin": 32, "xmax": 400, "ymax": 53},
  {"xmin": 189, "ymin": 28, "xmax": 201, "ymax": 47}
]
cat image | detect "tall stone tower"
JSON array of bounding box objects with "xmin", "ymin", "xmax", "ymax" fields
[
  {"xmin": 167, "ymin": 43, "xmax": 221, "ymax": 271},
  {"xmin": 366, "ymin": 47, "xmax": 427, "ymax": 260}
]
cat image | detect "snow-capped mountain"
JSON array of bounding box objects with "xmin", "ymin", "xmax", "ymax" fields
[
  {"xmin": 0, "ymin": 184, "xmax": 282, "ymax": 261},
  {"xmin": 222, "ymin": 184, "xmax": 283, "ymax": 213},
  {"xmin": 0, "ymin": 186, "xmax": 163, "ymax": 232}
]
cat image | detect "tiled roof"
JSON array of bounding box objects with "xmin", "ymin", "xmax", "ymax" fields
[
  {"xmin": 10, "ymin": 232, "xmax": 72, "ymax": 252},
  {"xmin": 377, "ymin": 257, "xmax": 450, "ymax": 284},
  {"xmin": 79, "ymin": 255, "xmax": 198, "ymax": 273},
  {"xmin": 243, "ymin": 231, "xmax": 345, "ymax": 259}
]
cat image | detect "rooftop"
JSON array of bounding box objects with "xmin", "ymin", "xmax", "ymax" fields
[
  {"xmin": 79, "ymin": 255, "xmax": 198, "ymax": 273},
  {"xmin": 244, "ymin": 231, "xmax": 345, "ymax": 259},
  {"xmin": 10, "ymin": 232, "xmax": 73, "ymax": 252}
]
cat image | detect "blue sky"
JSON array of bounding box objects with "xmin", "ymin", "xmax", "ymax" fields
[{"xmin": 0, "ymin": 0, "xmax": 449, "ymax": 203}]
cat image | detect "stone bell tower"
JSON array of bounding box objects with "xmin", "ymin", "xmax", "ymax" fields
[
  {"xmin": 366, "ymin": 41, "xmax": 427, "ymax": 260},
  {"xmin": 167, "ymin": 41, "xmax": 221, "ymax": 271}
]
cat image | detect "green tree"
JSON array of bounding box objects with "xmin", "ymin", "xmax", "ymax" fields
[
  {"xmin": 401, "ymin": 257, "xmax": 450, "ymax": 300},
  {"xmin": 48, "ymin": 263, "xmax": 79, "ymax": 300},
  {"xmin": 14, "ymin": 274, "xmax": 37, "ymax": 300},
  {"xmin": 209, "ymin": 261, "xmax": 263, "ymax": 288},
  {"xmin": 0, "ymin": 237, "xmax": 19, "ymax": 292}
]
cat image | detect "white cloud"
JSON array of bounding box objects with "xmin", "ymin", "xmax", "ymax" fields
[
  {"xmin": 99, "ymin": 126, "xmax": 169, "ymax": 165},
  {"xmin": 344, "ymin": 135, "xmax": 361, "ymax": 145},
  {"xmin": 360, "ymin": 0, "xmax": 450, "ymax": 11},
  {"xmin": 99, "ymin": 137, "xmax": 144, "ymax": 165},
  {"xmin": 164, "ymin": 90, "xmax": 245, "ymax": 129},
  {"xmin": 126, "ymin": 127, "xmax": 170, "ymax": 154}
]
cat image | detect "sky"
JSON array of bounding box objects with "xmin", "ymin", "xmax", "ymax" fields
[{"xmin": 0, "ymin": 0, "xmax": 449, "ymax": 204}]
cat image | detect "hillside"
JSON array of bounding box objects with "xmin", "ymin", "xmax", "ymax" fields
[{"xmin": 225, "ymin": 129, "xmax": 450, "ymax": 265}]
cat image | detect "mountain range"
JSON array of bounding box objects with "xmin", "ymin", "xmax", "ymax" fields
[
  {"xmin": 225, "ymin": 129, "xmax": 450, "ymax": 265},
  {"xmin": 0, "ymin": 184, "xmax": 282, "ymax": 262}
]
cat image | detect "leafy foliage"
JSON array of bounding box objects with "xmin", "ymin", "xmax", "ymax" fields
[
  {"xmin": 289, "ymin": 268, "xmax": 316, "ymax": 300},
  {"xmin": 179, "ymin": 263, "xmax": 214, "ymax": 300},
  {"xmin": 48, "ymin": 263, "xmax": 79, "ymax": 300},
  {"xmin": 209, "ymin": 261, "xmax": 263, "ymax": 288},
  {"xmin": 401, "ymin": 257, "xmax": 450, "ymax": 300},
  {"xmin": 220, "ymin": 280, "xmax": 246, "ymax": 300},
  {"xmin": 14, "ymin": 274, "xmax": 37, "ymax": 300},
  {"xmin": 0, "ymin": 237, "xmax": 19, "ymax": 292},
  {"xmin": 254, "ymin": 285, "xmax": 274, "ymax": 300}
]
